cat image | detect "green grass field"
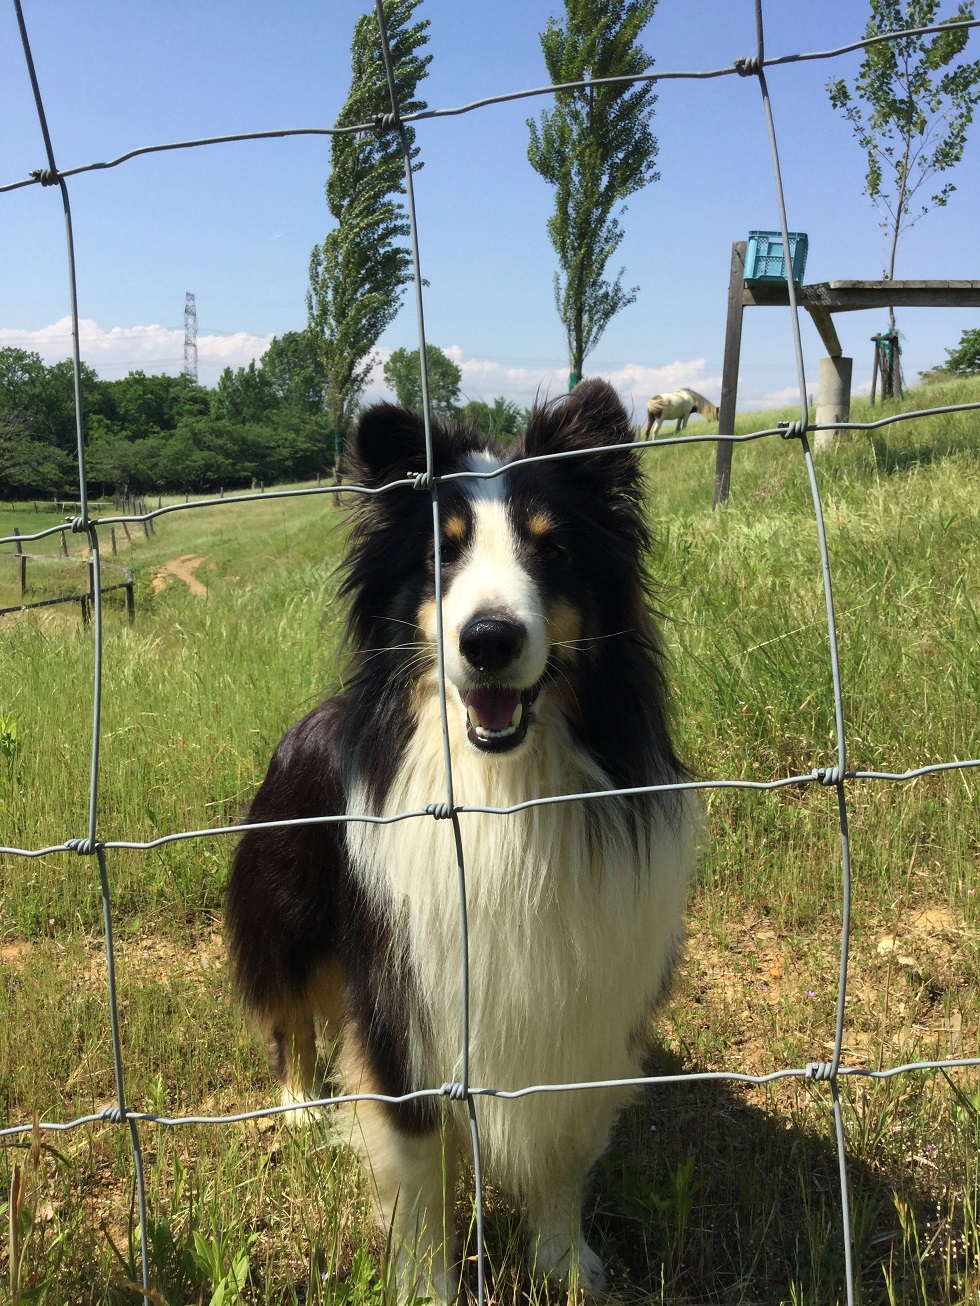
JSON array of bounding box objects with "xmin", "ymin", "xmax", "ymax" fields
[{"xmin": 1, "ymin": 377, "xmax": 979, "ymax": 1304}]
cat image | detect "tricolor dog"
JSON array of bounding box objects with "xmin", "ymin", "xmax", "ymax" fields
[{"xmin": 226, "ymin": 378, "xmax": 699, "ymax": 1301}]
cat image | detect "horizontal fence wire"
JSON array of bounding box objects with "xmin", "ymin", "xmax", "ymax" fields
[{"xmin": 2, "ymin": 2, "xmax": 979, "ymax": 1305}]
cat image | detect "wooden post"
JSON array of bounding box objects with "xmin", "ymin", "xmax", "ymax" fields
[
  {"xmin": 122, "ymin": 521, "xmax": 132, "ymax": 544},
  {"xmin": 110, "ymin": 527, "xmax": 117, "ymax": 555},
  {"xmin": 714, "ymin": 241, "xmax": 746, "ymax": 510},
  {"xmin": 142, "ymin": 519, "xmax": 150, "ymax": 539},
  {"xmin": 13, "ymin": 528, "xmax": 26, "ymax": 595},
  {"xmin": 60, "ymin": 530, "xmax": 68, "ymax": 557},
  {"xmin": 869, "ymin": 335, "xmax": 880, "ymax": 406},
  {"xmin": 125, "ymin": 573, "xmax": 135, "ymax": 623}
]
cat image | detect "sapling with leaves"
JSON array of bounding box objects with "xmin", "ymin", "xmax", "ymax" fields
[{"xmin": 827, "ymin": 0, "xmax": 980, "ymax": 336}]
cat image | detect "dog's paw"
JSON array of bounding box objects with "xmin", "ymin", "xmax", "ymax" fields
[
  {"xmin": 532, "ymin": 1234, "xmax": 609, "ymax": 1296},
  {"xmin": 278, "ymin": 1084, "xmax": 324, "ymax": 1128}
]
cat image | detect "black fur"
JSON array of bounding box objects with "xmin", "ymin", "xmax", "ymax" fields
[{"xmin": 226, "ymin": 378, "xmax": 685, "ymax": 1130}]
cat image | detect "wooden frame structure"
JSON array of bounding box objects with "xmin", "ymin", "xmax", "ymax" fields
[{"xmin": 713, "ymin": 240, "xmax": 980, "ymax": 507}]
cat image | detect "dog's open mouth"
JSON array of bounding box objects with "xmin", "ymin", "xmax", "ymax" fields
[{"xmin": 460, "ymin": 684, "xmax": 540, "ymax": 753}]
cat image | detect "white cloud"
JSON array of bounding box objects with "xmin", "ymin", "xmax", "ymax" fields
[
  {"xmin": 0, "ymin": 317, "xmax": 273, "ymax": 387},
  {"xmin": 423, "ymin": 346, "xmax": 724, "ymax": 417},
  {"xmin": 1, "ymin": 320, "xmax": 816, "ymax": 419},
  {"xmin": 738, "ymin": 383, "xmax": 807, "ymax": 412}
]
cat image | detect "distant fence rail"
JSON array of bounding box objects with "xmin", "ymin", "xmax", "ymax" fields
[{"xmin": 2, "ymin": 526, "xmax": 136, "ymax": 622}]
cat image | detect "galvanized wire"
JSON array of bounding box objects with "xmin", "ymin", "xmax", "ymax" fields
[
  {"xmin": 2, "ymin": 3, "xmax": 979, "ymax": 1305},
  {"xmin": 2, "ymin": 17, "xmax": 978, "ymax": 197}
]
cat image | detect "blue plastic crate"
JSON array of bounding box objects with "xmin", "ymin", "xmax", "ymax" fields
[{"xmin": 744, "ymin": 230, "xmax": 808, "ymax": 285}]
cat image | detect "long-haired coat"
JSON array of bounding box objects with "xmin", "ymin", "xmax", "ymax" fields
[{"xmin": 226, "ymin": 378, "xmax": 699, "ymax": 1302}]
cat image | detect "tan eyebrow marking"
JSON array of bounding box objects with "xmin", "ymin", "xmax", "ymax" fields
[
  {"xmin": 442, "ymin": 515, "xmax": 468, "ymax": 543},
  {"xmin": 526, "ymin": 510, "xmax": 555, "ymax": 538}
]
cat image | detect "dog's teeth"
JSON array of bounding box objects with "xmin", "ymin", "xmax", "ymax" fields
[
  {"xmin": 510, "ymin": 702, "xmax": 523, "ymax": 729},
  {"xmin": 467, "ymin": 706, "xmax": 479, "ymax": 729}
]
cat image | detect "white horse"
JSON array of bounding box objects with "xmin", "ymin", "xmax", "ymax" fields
[{"xmin": 644, "ymin": 387, "xmax": 720, "ymax": 439}]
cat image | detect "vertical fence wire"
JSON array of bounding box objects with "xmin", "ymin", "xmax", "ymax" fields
[
  {"xmin": 748, "ymin": 7, "xmax": 857, "ymax": 1297},
  {"xmin": 11, "ymin": 3, "xmax": 152, "ymax": 1301},
  {"xmin": 373, "ymin": 1, "xmax": 488, "ymax": 1296},
  {"xmin": 2, "ymin": 3, "xmax": 980, "ymax": 1304}
]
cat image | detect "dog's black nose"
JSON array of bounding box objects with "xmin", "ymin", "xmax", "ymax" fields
[{"xmin": 459, "ymin": 615, "xmax": 526, "ymax": 673}]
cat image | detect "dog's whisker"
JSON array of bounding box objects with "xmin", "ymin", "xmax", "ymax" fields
[{"xmin": 552, "ymin": 628, "xmax": 634, "ymax": 649}]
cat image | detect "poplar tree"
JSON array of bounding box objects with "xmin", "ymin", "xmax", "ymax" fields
[
  {"xmin": 527, "ymin": 0, "xmax": 659, "ymax": 388},
  {"xmin": 827, "ymin": 0, "xmax": 980, "ymax": 337},
  {"xmin": 308, "ymin": 0, "xmax": 430, "ymax": 476}
]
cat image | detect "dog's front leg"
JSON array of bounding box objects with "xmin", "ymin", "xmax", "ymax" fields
[
  {"xmin": 525, "ymin": 1174, "xmax": 608, "ymax": 1296},
  {"xmin": 351, "ymin": 1101, "xmax": 461, "ymax": 1305}
]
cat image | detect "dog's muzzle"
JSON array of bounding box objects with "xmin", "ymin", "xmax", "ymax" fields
[{"xmin": 457, "ymin": 615, "xmax": 540, "ymax": 752}]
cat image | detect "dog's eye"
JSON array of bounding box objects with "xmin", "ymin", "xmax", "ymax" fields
[
  {"xmin": 435, "ymin": 535, "xmax": 462, "ymax": 567},
  {"xmin": 538, "ymin": 537, "xmax": 565, "ymax": 563}
]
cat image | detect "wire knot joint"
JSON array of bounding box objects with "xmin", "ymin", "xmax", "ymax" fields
[
  {"xmin": 374, "ymin": 111, "xmax": 401, "ymax": 134},
  {"xmin": 811, "ymin": 766, "xmax": 843, "ymax": 786},
  {"xmin": 425, "ymin": 802, "xmax": 453, "ymax": 820},
  {"xmin": 410, "ymin": 470, "xmax": 434, "ymax": 491},
  {"xmin": 439, "ymin": 1081, "xmax": 468, "ymax": 1101},
  {"xmin": 734, "ymin": 55, "xmax": 762, "ymax": 77},
  {"xmin": 30, "ymin": 167, "xmax": 60, "ymax": 187},
  {"xmin": 778, "ymin": 420, "xmax": 807, "ymax": 441},
  {"xmin": 65, "ymin": 836, "xmax": 101, "ymax": 855},
  {"xmin": 805, "ymin": 1061, "xmax": 835, "ymax": 1082},
  {"xmin": 65, "ymin": 515, "xmax": 89, "ymax": 533},
  {"xmin": 100, "ymin": 1104, "xmax": 127, "ymax": 1123}
]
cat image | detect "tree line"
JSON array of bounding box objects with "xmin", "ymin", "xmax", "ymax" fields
[
  {"xmin": 0, "ymin": 336, "xmax": 528, "ymax": 500},
  {"xmin": 0, "ymin": 333, "xmax": 332, "ymax": 499}
]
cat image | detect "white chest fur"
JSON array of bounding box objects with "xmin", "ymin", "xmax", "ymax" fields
[{"xmin": 346, "ymin": 690, "xmax": 697, "ymax": 1195}]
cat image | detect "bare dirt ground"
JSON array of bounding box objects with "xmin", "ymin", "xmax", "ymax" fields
[{"xmin": 151, "ymin": 554, "xmax": 208, "ymax": 597}]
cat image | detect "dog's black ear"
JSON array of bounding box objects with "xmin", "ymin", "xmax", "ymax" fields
[
  {"xmin": 522, "ymin": 378, "xmax": 635, "ymax": 461},
  {"xmin": 350, "ymin": 403, "xmax": 442, "ymax": 487}
]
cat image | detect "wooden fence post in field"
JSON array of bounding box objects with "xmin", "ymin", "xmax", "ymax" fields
[
  {"xmin": 714, "ymin": 241, "xmax": 746, "ymax": 510},
  {"xmin": 60, "ymin": 530, "xmax": 68, "ymax": 557},
  {"xmin": 142, "ymin": 519, "xmax": 150, "ymax": 539},
  {"xmin": 110, "ymin": 527, "xmax": 117, "ymax": 555},
  {"xmin": 13, "ymin": 528, "xmax": 26, "ymax": 595},
  {"xmin": 125, "ymin": 572, "xmax": 135, "ymax": 624},
  {"xmin": 122, "ymin": 521, "xmax": 132, "ymax": 544}
]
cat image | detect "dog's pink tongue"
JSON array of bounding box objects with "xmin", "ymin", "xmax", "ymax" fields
[{"xmin": 463, "ymin": 687, "xmax": 521, "ymax": 732}]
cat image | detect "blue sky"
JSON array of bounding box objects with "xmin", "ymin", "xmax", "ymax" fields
[{"xmin": 1, "ymin": 0, "xmax": 978, "ymax": 420}]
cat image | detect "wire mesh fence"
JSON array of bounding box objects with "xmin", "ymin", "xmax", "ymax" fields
[{"xmin": 2, "ymin": 2, "xmax": 980, "ymax": 1303}]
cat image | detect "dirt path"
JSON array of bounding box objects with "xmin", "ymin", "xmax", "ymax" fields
[{"xmin": 151, "ymin": 554, "xmax": 208, "ymax": 597}]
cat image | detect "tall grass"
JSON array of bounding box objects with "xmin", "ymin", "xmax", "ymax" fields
[{"xmin": 1, "ymin": 380, "xmax": 979, "ymax": 1303}]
